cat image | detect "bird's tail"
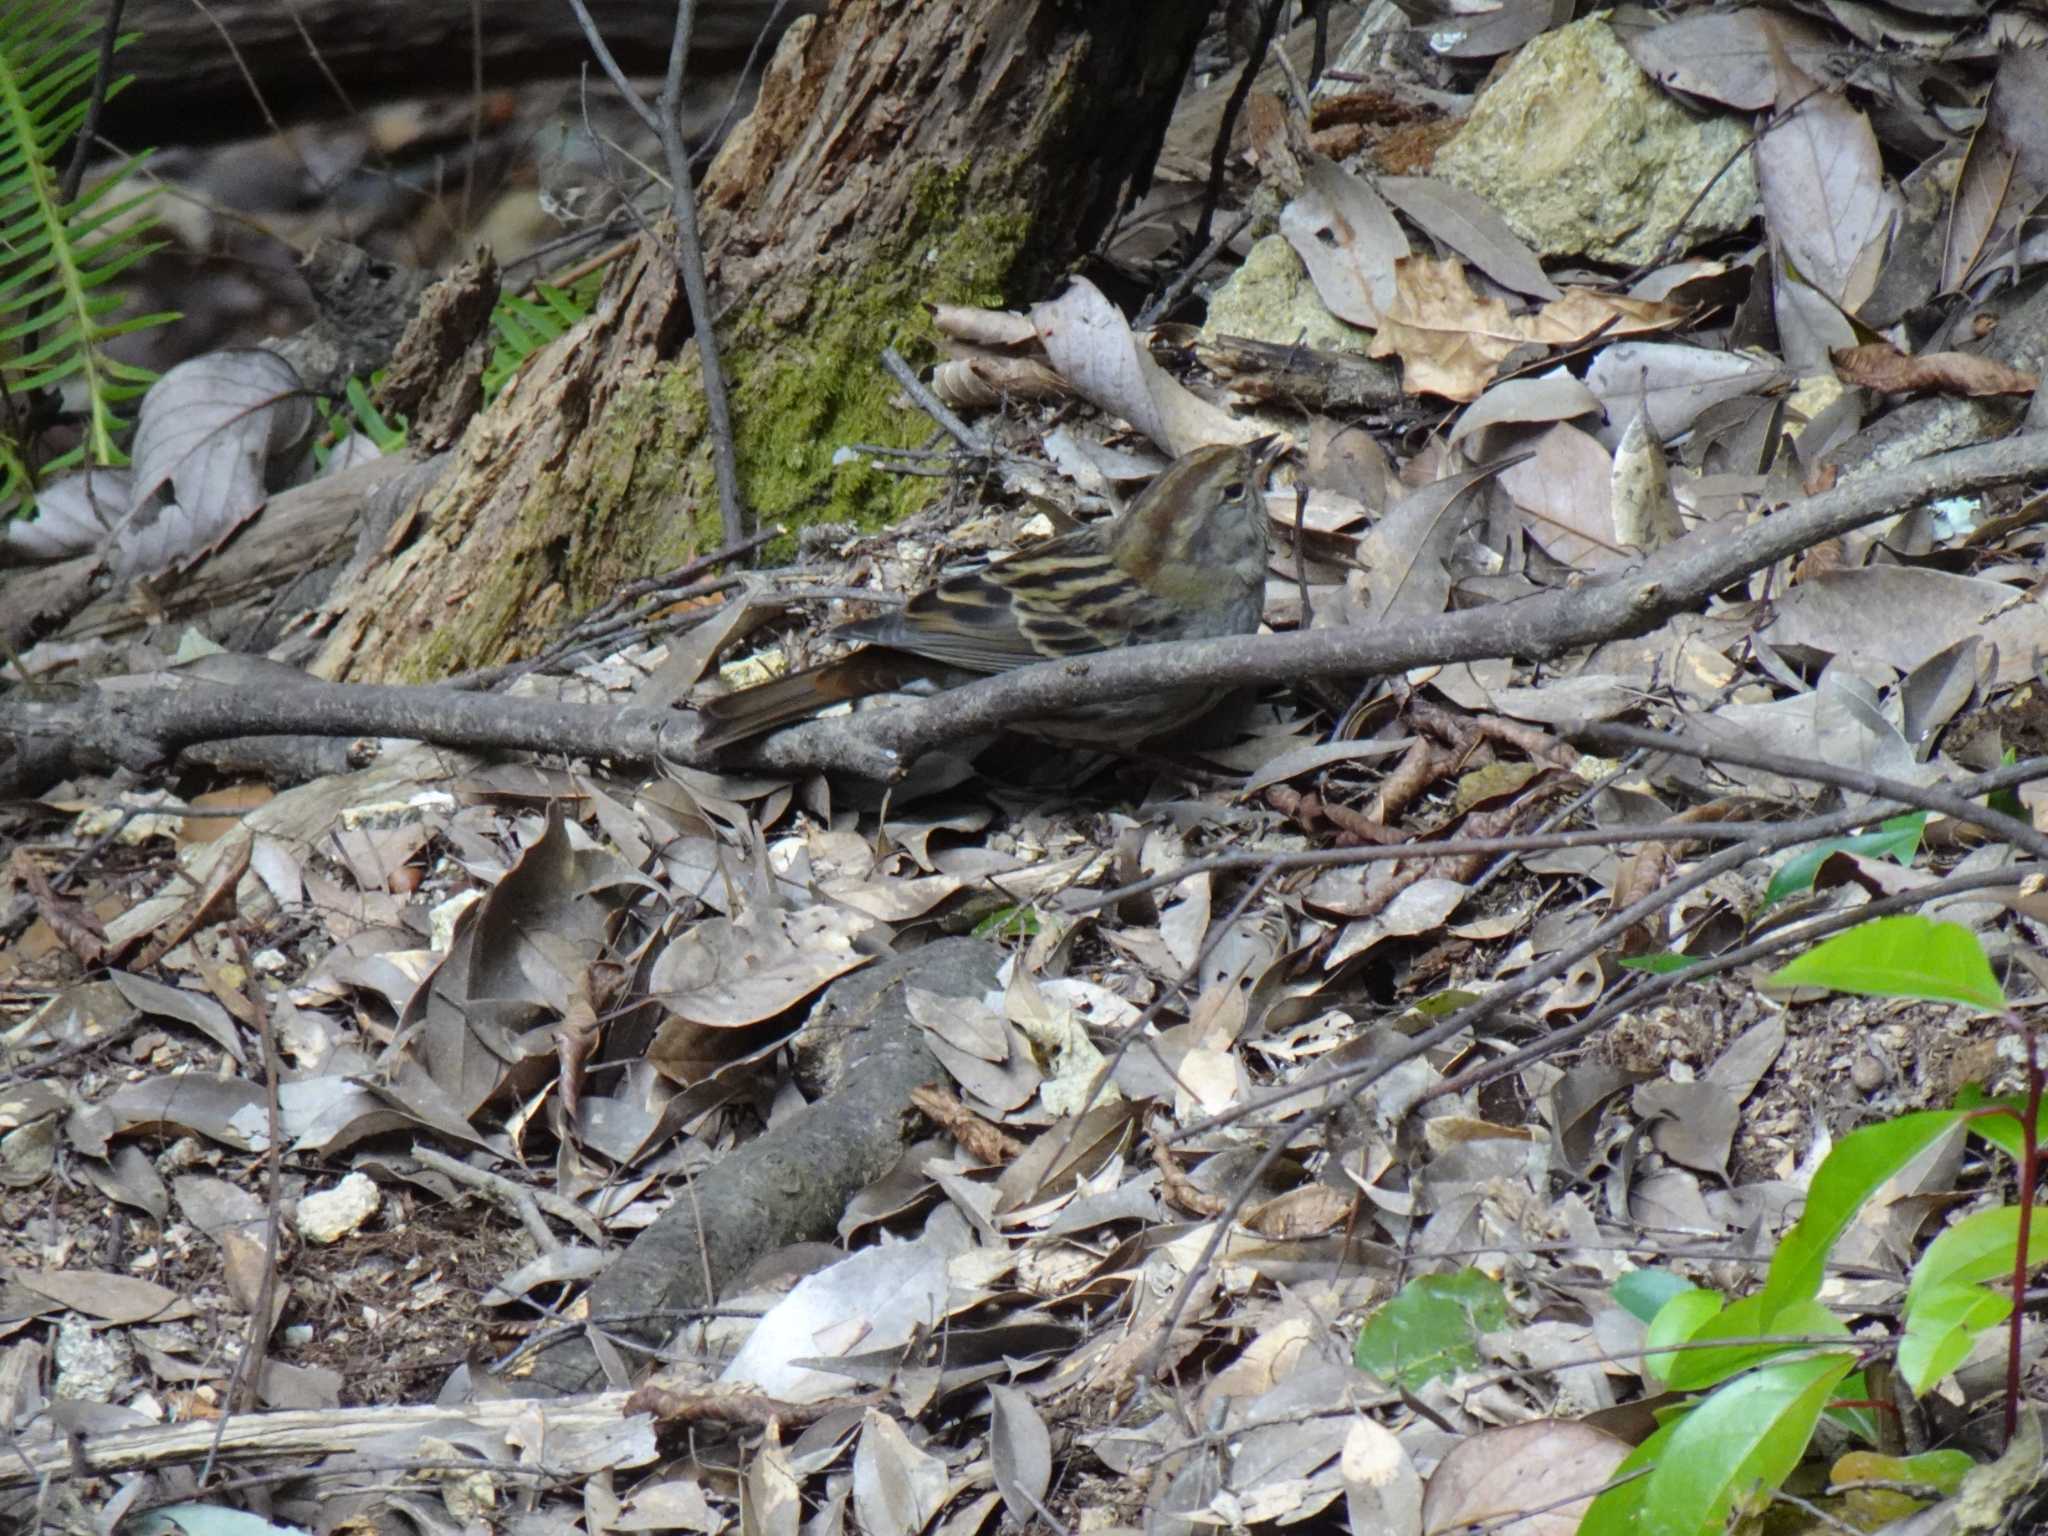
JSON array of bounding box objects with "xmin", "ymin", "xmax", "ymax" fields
[{"xmin": 692, "ymin": 647, "xmax": 952, "ymax": 750}]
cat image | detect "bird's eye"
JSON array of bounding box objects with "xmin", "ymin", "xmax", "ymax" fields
[{"xmin": 1221, "ymin": 480, "xmax": 1246, "ymax": 500}]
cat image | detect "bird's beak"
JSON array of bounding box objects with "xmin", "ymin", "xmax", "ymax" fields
[{"xmin": 1246, "ymin": 432, "xmax": 1292, "ymax": 473}]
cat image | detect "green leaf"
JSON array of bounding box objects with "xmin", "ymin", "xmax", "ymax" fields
[
  {"xmin": 1899, "ymin": 1282, "xmax": 2009, "ymax": 1394},
  {"xmin": 481, "ymin": 280, "xmax": 592, "ymax": 404},
  {"xmin": 1760, "ymin": 814, "xmax": 1925, "ymax": 911},
  {"xmin": 1896, "ymin": 1205, "xmax": 2048, "ymax": 1392},
  {"xmin": 1954, "ymin": 1082, "xmax": 2048, "ymax": 1164},
  {"xmin": 1353, "ymin": 1268, "xmax": 1507, "ymax": 1390},
  {"xmin": 1766, "ymin": 915, "xmax": 2004, "ymax": 1011},
  {"xmin": 1988, "ymin": 750, "xmax": 2023, "ymax": 819},
  {"xmin": 1614, "ymin": 1268, "xmax": 1697, "ymax": 1324},
  {"xmin": 1641, "ymin": 1286, "xmax": 1727, "ymax": 1386},
  {"xmin": 1408, "ymin": 988, "xmax": 1483, "ymax": 1017},
  {"xmin": 1661, "ymin": 1296, "xmax": 1845, "ymax": 1391},
  {"xmin": 971, "ymin": 906, "xmax": 1040, "ymax": 941},
  {"xmin": 1577, "ymin": 1414, "xmax": 1678, "ymax": 1536},
  {"xmin": 1757, "ymin": 1110, "xmax": 1962, "ymax": 1315},
  {"xmin": 1635, "ymin": 1353, "xmax": 1855, "ymax": 1536},
  {"xmin": 1906, "ymin": 1205, "xmax": 2048, "ymax": 1312}
]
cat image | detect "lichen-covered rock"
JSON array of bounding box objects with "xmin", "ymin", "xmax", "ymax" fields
[
  {"xmin": 1431, "ymin": 15, "xmax": 1757, "ymax": 266},
  {"xmin": 1202, "ymin": 235, "xmax": 1372, "ymax": 354}
]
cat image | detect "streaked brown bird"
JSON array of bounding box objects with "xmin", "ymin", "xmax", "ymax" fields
[{"xmin": 695, "ymin": 437, "xmax": 1282, "ymax": 750}]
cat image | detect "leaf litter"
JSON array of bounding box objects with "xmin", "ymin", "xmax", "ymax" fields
[{"xmin": 3, "ymin": 2, "xmax": 2048, "ymax": 1532}]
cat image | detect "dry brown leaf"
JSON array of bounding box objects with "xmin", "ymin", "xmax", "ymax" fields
[
  {"xmin": 1031, "ymin": 277, "xmax": 1255, "ymax": 454},
  {"xmin": 127, "ymin": 834, "xmax": 250, "ymax": 973},
  {"xmin": 1610, "ymin": 413, "xmax": 1685, "ymax": 550},
  {"xmin": 1369, "ymin": 257, "xmax": 1685, "ymax": 401},
  {"xmin": 1154, "ymin": 1142, "xmax": 1228, "ymax": 1217},
  {"xmin": 8, "ymin": 848, "xmax": 106, "ymax": 967},
  {"xmin": 929, "ymin": 304, "xmax": 1038, "ymax": 349},
  {"xmin": 1831, "ymin": 341, "xmax": 2038, "ymax": 397},
  {"xmin": 1422, "ymin": 1420, "xmax": 1632, "ymax": 1536},
  {"xmin": 929, "ymin": 354, "xmax": 1071, "ymax": 411},
  {"xmin": 176, "ymin": 782, "xmax": 276, "ymax": 848},
  {"xmin": 1244, "ymin": 1182, "xmax": 1354, "ymax": 1238}
]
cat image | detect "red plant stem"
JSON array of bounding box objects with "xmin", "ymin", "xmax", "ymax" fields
[{"xmin": 2008, "ymin": 1017, "xmax": 2042, "ymax": 1447}]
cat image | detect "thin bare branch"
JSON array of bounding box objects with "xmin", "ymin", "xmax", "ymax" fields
[{"xmin": 564, "ymin": 0, "xmax": 749, "ymax": 545}]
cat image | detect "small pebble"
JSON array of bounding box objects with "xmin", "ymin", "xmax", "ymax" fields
[
  {"xmin": 1850, "ymin": 1052, "xmax": 1888, "ymax": 1093},
  {"xmin": 295, "ymin": 1172, "xmax": 382, "ymax": 1244}
]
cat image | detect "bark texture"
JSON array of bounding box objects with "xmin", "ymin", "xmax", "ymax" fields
[{"xmin": 312, "ymin": 0, "xmax": 1210, "ymax": 684}]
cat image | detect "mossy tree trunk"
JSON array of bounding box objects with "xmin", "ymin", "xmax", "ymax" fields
[{"xmin": 314, "ymin": 0, "xmax": 1209, "ymax": 684}]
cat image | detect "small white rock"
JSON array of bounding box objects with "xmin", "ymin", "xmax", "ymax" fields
[
  {"xmin": 295, "ymin": 1172, "xmax": 381, "ymax": 1244},
  {"xmin": 54, "ymin": 1317, "xmax": 134, "ymax": 1401}
]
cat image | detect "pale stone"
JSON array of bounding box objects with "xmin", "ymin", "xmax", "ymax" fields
[
  {"xmin": 1202, "ymin": 234, "xmax": 1373, "ymax": 354},
  {"xmin": 1432, "ymin": 15, "xmax": 1758, "ymax": 266},
  {"xmin": 295, "ymin": 1171, "xmax": 381, "ymax": 1244}
]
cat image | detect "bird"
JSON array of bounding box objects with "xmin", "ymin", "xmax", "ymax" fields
[{"xmin": 694, "ymin": 436, "xmax": 1283, "ymax": 751}]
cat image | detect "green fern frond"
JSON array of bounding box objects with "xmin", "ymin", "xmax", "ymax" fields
[
  {"xmin": 0, "ymin": 0, "xmax": 177, "ymax": 483},
  {"xmin": 482, "ymin": 278, "xmax": 598, "ymax": 402}
]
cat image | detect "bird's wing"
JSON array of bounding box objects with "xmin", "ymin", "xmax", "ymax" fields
[{"xmin": 839, "ymin": 527, "xmax": 1147, "ymax": 672}]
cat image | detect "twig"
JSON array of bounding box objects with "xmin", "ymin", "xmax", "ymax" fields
[
  {"xmin": 445, "ymin": 573, "xmax": 743, "ymax": 692},
  {"xmin": 1270, "ymin": 33, "xmax": 1314, "ymax": 123},
  {"xmin": 10, "ymin": 436, "xmax": 2048, "ymax": 790},
  {"xmin": 1192, "ymin": 749, "xmax": 2048, "ymax": 1143},
  {"xmin": 56, "ymin": 0, "xmax": 127, "ymax": 205},
  {"xmin": 1468, "ymin": 749, "xmax": 1651, "ymax": 898},
  {"xmin": 446, "ymin": 526, "xmax": 780, "ymax": 690},
  {"xmin": 1140, "ymin": 749, "xmax": 2048, "ymax": 1374},
  {"xmin": 411, "ymin": 1145, "xmax": 565, "ymax": 1252},
  {"xmin": 1291, "ymin": 463, "xmax": 1313, "ymax": 629},
  {"xmin": 1075, "ymin": 812, "xmax": 1810, "ymax": 911},
  {"xmin": 564, "ymin": 0, "xmax": 749, "ymax": 547},
  {"xmin": 1195, "ymin": 0, "xmax": 1286, "ymax": 248},
  {"xmin": 1136, "ymin": 209, "xmax": 1256, "ymax": 330},
  {"xmin": 200, "ymin": 935, "xmax": 286, "ymax": 1488},
  {"xmin": 550, "ymin": 526, "xmax": 780, "ymax": 644},
  {"xmin": 1580, "ymin": 721, "xmax": 2048, "ymax": 862},
  {"xmin": 461, "ymin": 0, "xmax": 484, "ymax": 236},
  {"xmin": 880, "ymin": 346, "xmax": 991, "ymax": 457},
  {"xmin": 690, "ymin": 0, "xmax": 791, "ymax": 167},
  {"xmin": 1616, "ymin": 85, "xmax": 1825, "ymax": 288},
  {"xmin": 686, "ymin": 430, "xmax": 2048, "ymax": 778},
  {"xmin": 1423, "ymin": 859, "xmax": 2040, "ymax": 1111},
  {"xmin": 572, "ymin": 525, "xmax": 782, "ymax": 628}
]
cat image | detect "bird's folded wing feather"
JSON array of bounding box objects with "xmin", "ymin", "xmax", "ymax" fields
[{"xmin": 841, "ymin": 529, "xmax": 1143, "ymax": 670}]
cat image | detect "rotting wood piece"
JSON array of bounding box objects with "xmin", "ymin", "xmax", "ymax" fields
[
  {"xmin": 512, "ymin": 938, "xmax": 1001, "ymax": 1398},
  {"xmin": 1, "ymin": 455, "xmax": 444, "ymax": 669},
  {"xmin": 1191, "ymin": 332, "xmax": 1406, "ymax": 413}
]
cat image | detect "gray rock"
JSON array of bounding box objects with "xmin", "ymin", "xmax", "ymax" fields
[
  {"xmin": 1203, "ymin": 235, "xmax": 1374, "ymax": 354},
  {"xmin": 1431, "ymin": 16, "xmax": 1757, "ymax": 267}
]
